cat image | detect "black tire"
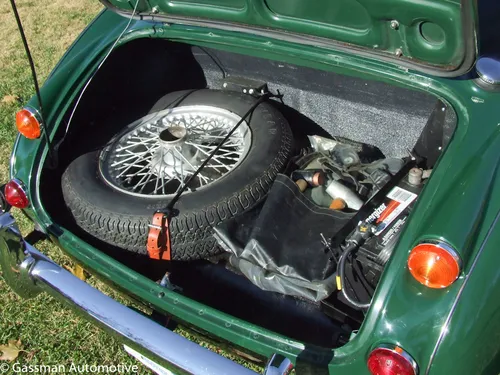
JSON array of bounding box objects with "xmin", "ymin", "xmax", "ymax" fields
[{"xmin": 62, "ymin": 89, "xmax": 293, "ymax": 260}]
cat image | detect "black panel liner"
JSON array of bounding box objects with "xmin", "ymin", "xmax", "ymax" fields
[{"xmin": 214, "ymin": 174, "xmax": 353, "ymax": 302}]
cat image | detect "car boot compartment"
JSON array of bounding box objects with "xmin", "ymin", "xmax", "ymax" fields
[{"xmin": 38, "ymin": 37, "xmax": 456, "ymax": 350}]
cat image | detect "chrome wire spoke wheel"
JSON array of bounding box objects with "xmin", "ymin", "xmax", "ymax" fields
[{"xmin": 99, "ymin": 105, "xmax": 251, "ymax": 197}]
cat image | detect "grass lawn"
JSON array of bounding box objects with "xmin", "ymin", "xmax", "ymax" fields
[{"xmin": 0, "ymin": 0, "xmax": 258, "ymax": 373}]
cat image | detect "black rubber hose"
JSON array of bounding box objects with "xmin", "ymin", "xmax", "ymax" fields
[{"xmin": 338, "ymin": 242, "xmax": 371, "ymax": 310}]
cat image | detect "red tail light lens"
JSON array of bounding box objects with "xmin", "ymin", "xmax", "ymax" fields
[
  {"xmin": 16, "ymin": 108, "xmax": 41, "ymax": 139},
  {"xmin": 367, "ymin": 345, "xmax": 418, "ymax": 375},
  {"xmin": 4, "ymin": 179, "xmax": 29, "ymax": 209},
  {"xmin": 408, "ymin": 241, "xmax": 461, "ymax": 289}
]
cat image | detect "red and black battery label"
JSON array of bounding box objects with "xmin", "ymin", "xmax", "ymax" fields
[{"xmin": 365, "ymin": 186, "xmax": 417, "ymax": 235}]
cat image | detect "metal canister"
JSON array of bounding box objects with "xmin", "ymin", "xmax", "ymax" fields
[{"xmin": 291, "ymin": 169, "xmax": 326, "ymax": 187}]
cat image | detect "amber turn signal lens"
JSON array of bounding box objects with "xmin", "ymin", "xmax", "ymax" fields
[
  {"xmin": 16, "ymin": 109, "xmax": 41, "ymax": 139},
  {"xmin": 408, "ymin": 242, "xmax": 461, "ymax": 289}
]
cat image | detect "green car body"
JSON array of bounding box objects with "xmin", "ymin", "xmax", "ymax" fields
[{"xmin": 2, "ymin": 0, "xmax": 500, "ymax": 373}]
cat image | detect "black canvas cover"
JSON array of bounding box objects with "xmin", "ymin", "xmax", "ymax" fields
[{"xmin": 214, "ymin": 174, "xmax": 352, "ymax": 301}]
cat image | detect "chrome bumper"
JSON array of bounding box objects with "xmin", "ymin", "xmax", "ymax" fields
[{"xmin": 0, "ymin": 212, "xmax": 261, "ymax": 375}]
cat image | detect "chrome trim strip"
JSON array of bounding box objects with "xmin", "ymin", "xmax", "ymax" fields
[
  {"xmin": 374, "ymin": 344, "xmax": 418, "ymax": 375},
  {"xmin": 9, "ymin": 134, "xmax": 21, "ymax": 180},
  {"xmin": 425, "ymin": 209, "xmax": 500, "ymax": 374}
]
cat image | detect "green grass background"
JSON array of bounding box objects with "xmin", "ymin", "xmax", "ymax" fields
[{"xmin": 0, "ymin": 1, "xmax": 259, "ymax": 373}]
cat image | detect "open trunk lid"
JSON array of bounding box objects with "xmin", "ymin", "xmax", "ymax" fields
[{"xmin": 101, "ymin": 0, "xmax": 477, "ymax": 77}]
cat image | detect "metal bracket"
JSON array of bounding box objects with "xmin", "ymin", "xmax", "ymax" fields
[{"xmin": 222, "ymin": 76, "xmax": 269, "ymax": 97}]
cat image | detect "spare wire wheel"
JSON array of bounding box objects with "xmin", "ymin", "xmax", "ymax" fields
[{"xmin": 99, "ymin": 105, "xmax": 251, "ymax": 197}]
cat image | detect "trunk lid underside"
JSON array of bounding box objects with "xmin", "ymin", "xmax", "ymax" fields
[{"xmin": 102, "ymin": 0, "xmax": 477, "ymax": 76}]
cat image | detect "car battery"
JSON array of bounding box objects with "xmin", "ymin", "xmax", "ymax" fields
[{"xmin": 355, "ymin": 174, "xmax": 424, "ymax": 286}]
